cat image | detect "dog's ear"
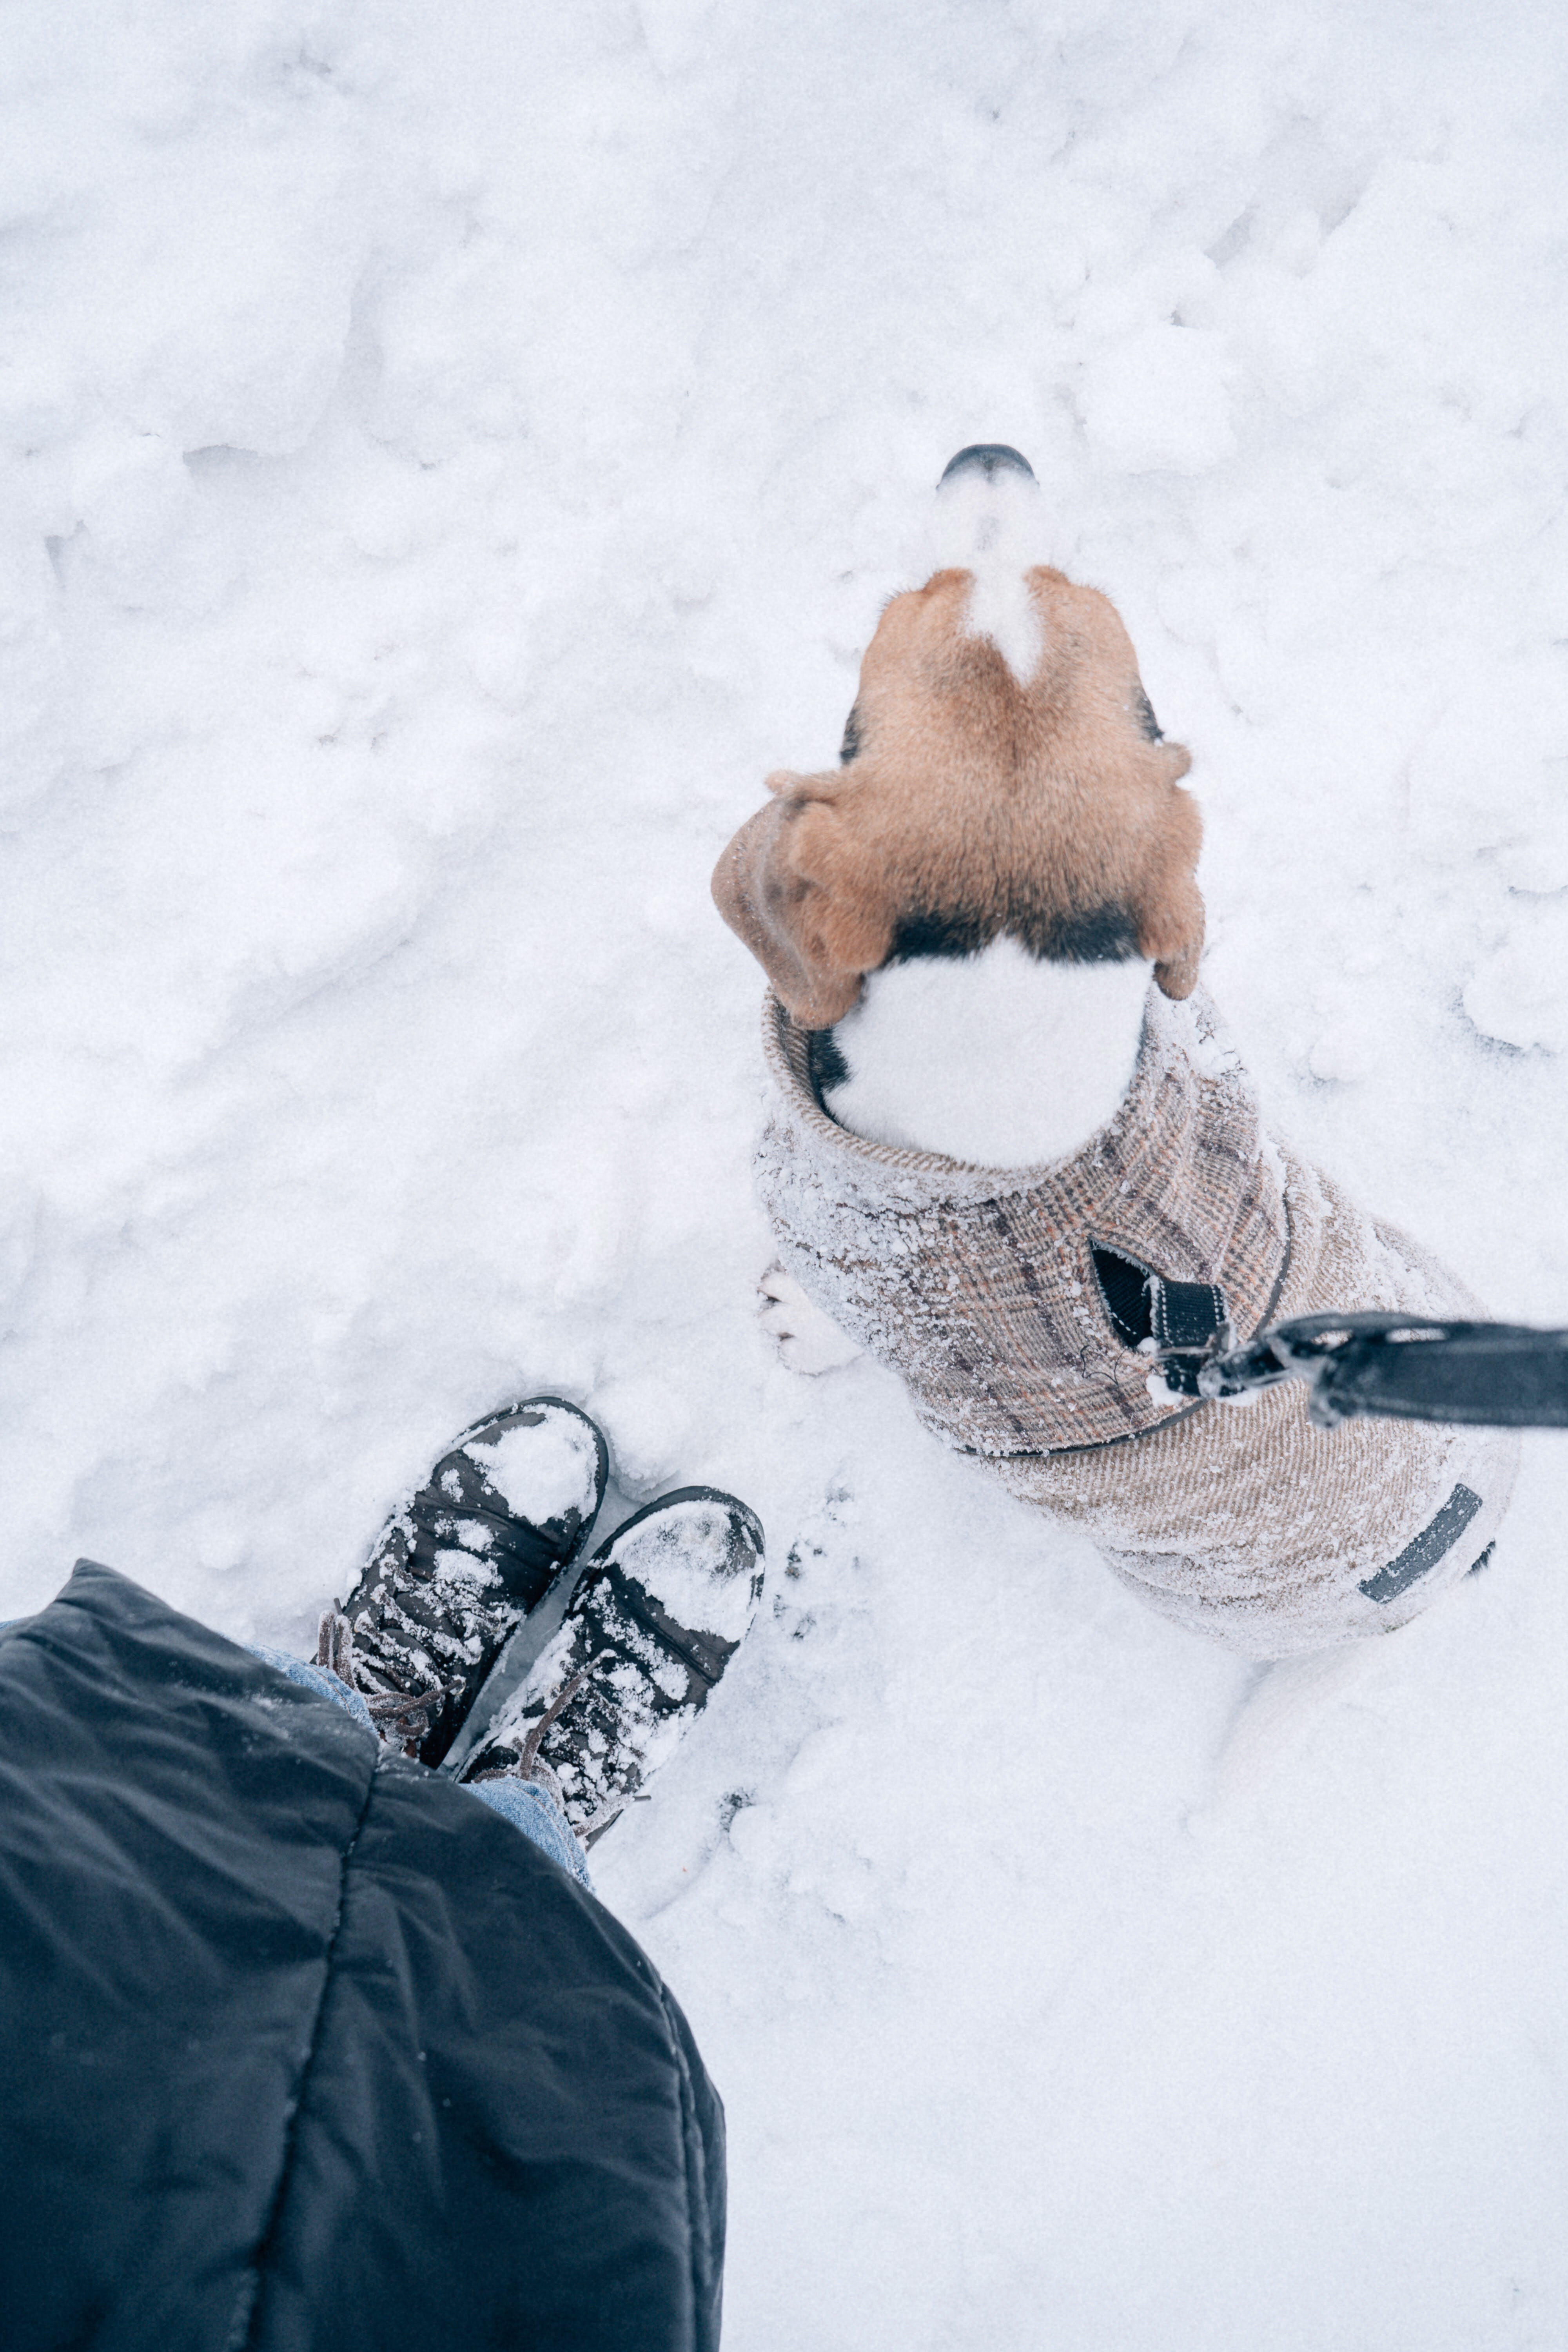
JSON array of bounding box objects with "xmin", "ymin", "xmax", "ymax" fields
[
  {"xmin": 712, "ymin": 772, "xmax": 893, "ymax": 1028},
  {"xmin": 1133, "ymin": 771, "xmax": 1205, "ymax": 1000}
]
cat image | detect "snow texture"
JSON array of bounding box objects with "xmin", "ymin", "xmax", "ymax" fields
[
  {"xmin": 1, "ymin": 2, "xmax": 1566, "ymax": 2345},
  {"xmin": 601, "ymin": 1492, "xmax": 764, "ymax": 1645},
  {"xmin": 469, "ymin": 1406, "xmax": 601, "ymax": 1530}
]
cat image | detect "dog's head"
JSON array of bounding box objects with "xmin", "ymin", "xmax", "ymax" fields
[{"xmin": 713, "ymin": 478, "xmax": 1203, "ymax": 1029}]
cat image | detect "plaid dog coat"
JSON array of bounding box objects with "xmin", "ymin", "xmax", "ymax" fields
[{"xmin": 756, "ymin": 985, "xmax": 1518, "ymax": 1657}]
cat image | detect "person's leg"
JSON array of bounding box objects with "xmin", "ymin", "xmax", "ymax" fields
[
  {"xmin": 245, "ymin": 1639, "xmax": 594, "ymax": 1887},
  {"xmin": 462, "ymin": 1486, "xmax": 766, "ymax": 1847},
  {"xmin": 8, "ymin": 1621, "xmax": 593, "ymax": 1884},
  {"xmin": 312, "ymin": 1399, "xmax": 764, "ymax": 1875},
  {"xmin": 463, "ymin": 1776, "xmax": 593, "ymax": 1887},
  {"xmin": 3, "ymin": 1398, "xmax": 766, "ymax": 1901},
  {"xmin": 334, "ymin": 1396, "xmax": 608, "ymax": 1766},
  {"xmin": 247, "ymin": 1644, "xmax": 376, "ymax": 1730},
  {"xmin": 0, "ymin": 1558, "xmax": 728, "ymax": 2352}
]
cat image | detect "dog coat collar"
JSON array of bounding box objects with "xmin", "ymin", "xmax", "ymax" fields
[{"xmin": 755, "ymin": 982, "xmax": 1291, "ymax": 1455}]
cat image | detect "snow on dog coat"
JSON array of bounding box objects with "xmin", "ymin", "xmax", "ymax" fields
[{"xmin": 756, "ymin": 983, "xmax": 1518, "ymax": 1658}]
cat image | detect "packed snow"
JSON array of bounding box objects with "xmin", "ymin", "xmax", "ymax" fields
[
  {"xmin": 600, "ymin": 1492, "xmax": 764, "ymax": 1644},
  {"xmin": 469, "ymin": 1403, "xmax": 602, "ymax": 1530},
  {"xmin": 2, "ymin": 1, "xmax": 1566, "ymax": 2345}
]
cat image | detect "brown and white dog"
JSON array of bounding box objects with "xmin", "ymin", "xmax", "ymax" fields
[{"xmin": 714, "ymin": 447, "xmax": 1518, "ymax": 1661}]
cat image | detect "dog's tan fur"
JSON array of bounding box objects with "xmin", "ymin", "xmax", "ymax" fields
[{"xmin": 712, "ymin": 565, "xmax": 1204, "ymax": 1027}]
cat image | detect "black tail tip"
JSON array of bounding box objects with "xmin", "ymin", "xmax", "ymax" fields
[{"xmin": 938, "ymin": 444, "xmax": 1036, "ymax": 488}]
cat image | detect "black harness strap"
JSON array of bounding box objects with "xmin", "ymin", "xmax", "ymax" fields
[{"xmin": 1148, "ymin": 1276, "xmax": 1229, "ymax": 1397}]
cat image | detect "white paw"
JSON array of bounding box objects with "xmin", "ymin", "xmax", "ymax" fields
[{"xmin": 758, "ymin": 1266, "xmax": 863, "ymax": 1376}]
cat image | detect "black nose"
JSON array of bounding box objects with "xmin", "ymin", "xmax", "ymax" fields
[{"xmin": 938, "ymin": 444, "xmax": 1036, "ymax": 488}]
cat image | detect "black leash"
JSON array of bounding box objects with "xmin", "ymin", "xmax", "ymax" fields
[{"xmin": 1189, "ymin": 1314, "xmax": 1568, "ymax": 1430}]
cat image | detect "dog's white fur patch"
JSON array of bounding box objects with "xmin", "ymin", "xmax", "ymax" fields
[
  {"xmin": 964, "ymin": 563, "xmax": 1045, "ymax": 690},
  {"xmin": 820, "ymin": 935, "xmax": 1153, "ymax": 1167},
  {"xmin": 922, "ymin": 461, "xmax": 1052, "ymax": 686}
]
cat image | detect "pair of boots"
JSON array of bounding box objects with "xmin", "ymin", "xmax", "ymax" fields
[{"xmin": 317, "ymin": 1398, "xmax": 764, "ymax": 1848}]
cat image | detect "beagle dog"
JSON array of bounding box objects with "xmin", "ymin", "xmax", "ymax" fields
[
  {"xmin": 713, "ymin": 448, "xmax": 1518, "ymax": 1659},
  {"xmin": 714, "ymin": 446, "xmax": 1200, "ymax": 1167}
]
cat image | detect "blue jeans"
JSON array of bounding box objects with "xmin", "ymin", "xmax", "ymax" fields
[{"xmin": 247, "ymin": 1648, "xmax": 593, "ymax": 1889}]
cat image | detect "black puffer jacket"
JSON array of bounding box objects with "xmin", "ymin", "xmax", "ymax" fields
[{"xmin": 0, "ymin": 1562, "xmax": 725, "ymax": 2352}]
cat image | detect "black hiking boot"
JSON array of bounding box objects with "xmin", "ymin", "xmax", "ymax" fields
[
  {"xmin": 321, "ymin": 1396, "xmax": 608, "ymax": 1766},
  {"xmin": 461, "ymin": 1486, "xmax": 765, "ymax": 1845}
]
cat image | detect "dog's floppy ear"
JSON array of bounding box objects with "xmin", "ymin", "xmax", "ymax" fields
[
  {"xmin": 712, "ymin": 772, "xmax": 893, "ymax": 1029},
  {"xmin": 1134, "ymin": 770, "xmax": 1205, "ymax": 1000}
]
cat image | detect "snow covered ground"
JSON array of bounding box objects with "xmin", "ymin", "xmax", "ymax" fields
[{"xmin": 3, "ymin": 0, "xmax": 1566, "ymax": 2341}]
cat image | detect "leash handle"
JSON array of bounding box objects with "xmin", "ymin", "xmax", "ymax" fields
[{"xmin": 1192, "ymin": 1313, "xmax": 1568, "ymax": 1430}]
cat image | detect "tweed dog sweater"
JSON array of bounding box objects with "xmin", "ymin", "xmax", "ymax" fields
[{"xmin": 756, "ymin": 985, "xmax": 1518, "ymax": 1657}]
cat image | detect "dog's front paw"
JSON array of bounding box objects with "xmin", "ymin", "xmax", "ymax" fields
[{"xmin": 759, "ymin": 1265, "xmax": 863, "ymax": 1376}]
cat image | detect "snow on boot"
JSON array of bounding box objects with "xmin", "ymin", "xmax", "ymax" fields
[
  {"xmin": 331, "ymin": 1396, "xmax": 608, "ymax": 1766},
  {"xmin": 462, "ymin": 1486, "xmax": 765, "ymax": 1845}
]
